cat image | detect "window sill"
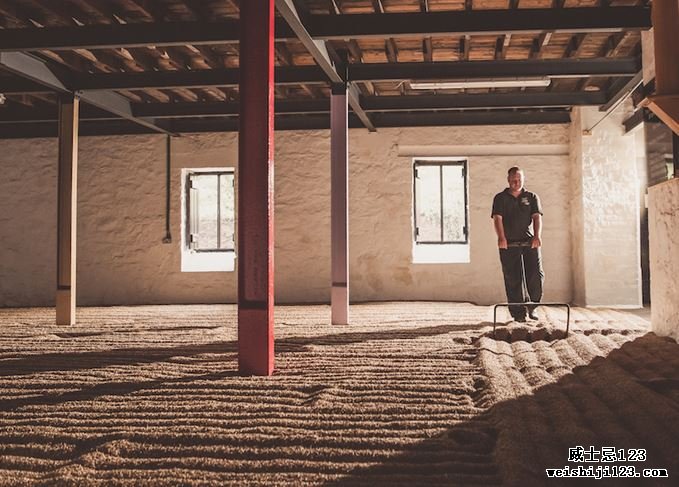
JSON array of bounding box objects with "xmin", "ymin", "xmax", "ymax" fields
[
  {"xmin": 181, "ymin": 250, "xmax": 236, "ymax": 272},
  {"xmin": 412, "ymin": 243, "xmax": 470, "ymax": 264}
]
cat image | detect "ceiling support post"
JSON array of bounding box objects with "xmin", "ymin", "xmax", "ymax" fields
[
  {"xmin": 56, "ymin": 93, "xmax": 79, "ymax": 326},
  {"xmin": 238, "ymin": 0, "xmax": 275, "ymax": 376},
  {"xmin": 331, "ymin": 82, "xmax": 350, "ymax": 325}
]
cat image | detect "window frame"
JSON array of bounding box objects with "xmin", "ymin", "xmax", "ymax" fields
[
  {"xmin": 412, "ymin": 158, "xmax": 469, "ymax": 245},
  {"xmin": 184, "ymin": 169, "xmax": 235, "ymax": 254}
]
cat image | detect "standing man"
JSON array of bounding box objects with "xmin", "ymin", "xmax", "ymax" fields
[{"xmin": 491, "ymin": 166, "xmax": 544, "ymax": 322}]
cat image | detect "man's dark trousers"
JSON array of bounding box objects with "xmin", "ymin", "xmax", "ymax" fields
[{"xmin": 499, "ymin": 246, "xmax": 544, "ymax": 319}]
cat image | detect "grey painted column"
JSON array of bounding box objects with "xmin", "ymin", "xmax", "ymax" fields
[
  {"xmin": 56, "ymin": 94, "xmax": 79, "ymax": 325},
  {"xmin": 331, "ymin": 82, "xmax": 349, "ymax": 325}
]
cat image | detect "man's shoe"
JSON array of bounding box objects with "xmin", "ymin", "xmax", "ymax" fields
[
  {"xmin": 514, "ymin": 316, "xmax": 527, "ymax": 323},
  {"xmin": 528, "ymin": 310, "xmax": 539, "ymax": 320}
]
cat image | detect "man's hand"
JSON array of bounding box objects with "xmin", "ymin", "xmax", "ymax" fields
[
  {"xmin": 498, "ymin": 237, "xmax": 508, "ymax": 249},
  {"xmin": 531, "ymin": 236, "xmax": 542, "ymax": 249}
]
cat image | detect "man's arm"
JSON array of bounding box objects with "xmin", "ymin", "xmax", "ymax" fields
[
  {"xmin": 493, "ymin": 215, "xmax": 508, "ymax": 249},
  {"xmin": 531, "ymin": 213, "xmax": 542, "ymax": 248}
]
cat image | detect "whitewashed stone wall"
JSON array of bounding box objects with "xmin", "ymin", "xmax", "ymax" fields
[
  {"xmin": 569, "ymin": 105, "xmax": 642, "ymax": 307},
  {"xmin": 1, "ymin": 124, "xmax": 573, "ymax": 307},
  {"xmin": 648, "ymin": 178, "xmax": 679, "ymax": 341}
]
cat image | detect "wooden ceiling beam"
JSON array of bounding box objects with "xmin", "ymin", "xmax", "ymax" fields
[
  {"xmin": 124, "ymin": 0, "xmax": 165, "ymax": 21},
  {"xmin": 385, "ymin": 38, "xmax": 398, "ymax": 63},
  {"xmin": 308, "ymin": 8, "xmax": 650, "ymax": 39},
  {"xmin": 188, "ymin": 45, "xmax": 224, "ymax": 68},
  {"xmin": 601, "ymin": 70, "xmax": 642, "ymax": 112},
  {"xmin": 423, "ymin": 38, "xmax": 433, "ymax": 63},
  {"xmin": 495, "ymin": 34, "xmax": 511, "ymax": 60},
  {"xmin": 0, "ymin": 110, "xmax": 572, "ymax": 139},
  {"xmin": 0, "ymin": 2, "xmax": 108, "ymax": 72},
  {"xmin": 276, "ymin": 0, "xmax": 375, "ymax": 130},
  {"xmin": 275, "ymin": 42, "xmax": 318, "ymax": 99},
  {"xmin": 530, "ymin": 31, "xmax": 552, "ymax": 59},
  {"xmin": 420, "ymin": 0, "xmax": 432, "ymax": 62},
  {"xmin": 12, "ymin": 0, "xmax": 74, "ymax": 26},
  {"xmin": 275, "ymin": 43, "xmax": 294, "ymax": 66},
  {"xmin": 564, "ymin": 33, "xmax": 587, "ymax": 58},
  {"xmin": 346, "ymin": 40, "xmax": 377, "ymax": 96},
  {"xmin": 0, "ymin": 92, "xmax": 605, "ymax": 122},
  {"xmin": 0, "ymin": 8, "xmax": 651, "ymax": 51},
  {"xmin": 578, "ymin": 30, "xmax": 632, "ymax": 91},
  {"xmin": 62, "ymin": 57, "xmax": 640, "ymax": 90},
  {"xmin": 0, "ymin": 2, "xmax": 207, "ymax": 106},
  {"xmin": 0, "ymin": 76, "xmax": 54, "ymax": 94},
  {"xmin": 602, "ymin": 31, "xmax": 632, "ymax": 58},
  {"xmin": 0, "ymin": 50, "xmax": 174, "ymax": 133},
  {"xmin": 346, "ymin": 40, "xmax": 363, "ymax": 63},
  {"xmin": 181, "ymin": 0, "xmax": 213, "ymax": 21},
  {"xmin": 460, "ymin": 35, "xmax": 471, "ymax": 61}
]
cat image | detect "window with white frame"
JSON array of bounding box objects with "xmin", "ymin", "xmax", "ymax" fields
[
  {"xmin": 181, "ymin": 168, "xmax": 235, "ymax": 272},
  {"xmin": 412, "ymin": 158, "xmax": 470, "ymax": 263}
]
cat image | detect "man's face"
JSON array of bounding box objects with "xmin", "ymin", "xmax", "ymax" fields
[{"xmin": 508, "ymin": 170, "xmax": 524, "ymax": 192}]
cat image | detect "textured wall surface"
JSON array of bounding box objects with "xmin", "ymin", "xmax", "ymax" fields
[
  {"xmin": 648, "ymin": 178, "xmax": 679, "ymax": 340},
  {"xmin": 570, "ymin": 106, "xmax": 642, "ymax": 307},
  {"xmin": 347, "ymin": 126, "xmax": 572, "ymax": 305},
  {"xmin": 1, "ymin": 124, "xmax": 573, "ymax": 306}
]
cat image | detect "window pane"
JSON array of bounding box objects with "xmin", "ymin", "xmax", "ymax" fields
[
  {"xmin": 442, "ymin": 165, "xmax": 466, "ymax": 242},
  {"xmin": 415, "ymin": 165, "xmax": 441, "ymax": 242},
  {"xmin": 191, "ymin": 174, "xmax": 219, "ymax": 250},
  {"xmin": 219, "ymin": 173, "xmax": 235, "ymax": 250}
]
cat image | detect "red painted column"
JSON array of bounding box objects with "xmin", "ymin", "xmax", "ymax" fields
[{"xmin": 238, "ymin": 0, "xmax": 275, "ymax": 376}]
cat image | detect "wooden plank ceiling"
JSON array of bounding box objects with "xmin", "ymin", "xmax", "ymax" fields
[{"xmin": 0, "ymin": 0, "xmax": 650, "ymax": 136}]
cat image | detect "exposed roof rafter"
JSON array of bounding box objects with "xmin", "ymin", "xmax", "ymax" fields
[
  {"xmin": 44, "ymin": 57, "xmax": 640, "ymax": 91},
  {"xmin": 308, "ymin": 7, "xmax": 650, "ymax": 39},
  {"xmin": 0, "ymin": 90, "xmax": 607, "ymax": 123},
  {"xmin": 0, "ymin": 7, "xmax": 651, "ymax": 51},
  {"xmin": 0, "ymin": 109, "xmax": 571, "ymax": 139},
  {"xmin": 275, "ymin": 0, "xmax": 375, "ymax": 131},
  {"xmin": 0, "ymin": 51, "xmax": 174, "ymax": 135}
]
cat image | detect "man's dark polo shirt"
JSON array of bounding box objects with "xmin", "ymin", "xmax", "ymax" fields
[{"xmin": 491, "ymin": 188, "xmax": 543, "ymax": 243}]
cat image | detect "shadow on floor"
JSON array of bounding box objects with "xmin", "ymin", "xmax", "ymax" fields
[
  {"xmin": 0, "ymin": 323, "xmax": 491, "ymax": 377},
  {"xmin": 322, "ymin": 333, "xmax": 679, "ymax": 486}
]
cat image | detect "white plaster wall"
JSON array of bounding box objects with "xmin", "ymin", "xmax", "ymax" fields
[
  {"xmin": 0, "ymin": 139, "xmax": 58, "ymax": 307},
  {"xmin": 648, "ymin": 178, "xmax": 679, "ymax": 341},
  {"xmin": 0, "ymin": 135, "xmax": 240, "ymax": 306},
  {"xmin": 570, "ymin": 105, "xmax": 643, "ymax": 307},
  {"xmin": 0, "ymin": 124, "xmax": 573, "ymax": 307},
  {"xmin": 347, "ymin": 126, "xmax": 572, "ymax": 305}
]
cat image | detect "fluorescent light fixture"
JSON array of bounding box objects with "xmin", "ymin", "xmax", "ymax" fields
[{"xmin": 410, "ymin": 77, "xmax": 552, "ymax": 90}]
